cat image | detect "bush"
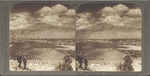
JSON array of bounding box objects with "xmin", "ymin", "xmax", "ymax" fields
[
  {"xmin": 55, "ymin": 55, "xmax": 73, "ymax": 71},
  {"xmin": 119, "ymin": 55, "xmax": 134, "ymax": 71}
]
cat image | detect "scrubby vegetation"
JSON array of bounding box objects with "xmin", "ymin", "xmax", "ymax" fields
[
  {"xmin": 55, "ymin": 55, "xmax": 73, "ymax": 71},
  {"xmin": 119, "ymin": 55, "xmax": 134, "ymax": 71}
]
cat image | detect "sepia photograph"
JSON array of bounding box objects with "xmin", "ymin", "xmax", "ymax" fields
[
  {"xmin": 9, "ymin": 2, "xmax": 76, "ymax": 71},
  {"xmin": 9, "ymin": 2, "xmax": 142, "ymax": 72},
  {"xmin": 76, "ymin": 3, "xmax": 142, "ymax": 71}
]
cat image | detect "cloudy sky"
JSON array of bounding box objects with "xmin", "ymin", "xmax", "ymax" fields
[
  {"xmin": 76, "ymin": 3, "xmax": 142, "ymax": 30},
  {"xmin": 10, "ymin": 2, "xmax": 75, "ymax": 30},
  {"xmin": 10, "ymin": 3, "xmax": 142, "ymax": 39}
]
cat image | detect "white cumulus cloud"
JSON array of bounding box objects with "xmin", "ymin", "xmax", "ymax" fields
[
  {"xmin": 63, "ymin": 9, "xmax": 75, "ymax": 17},
  {"xmin": 101, "ymin": 4, "xmax": 129, "ymax": 17},
  {"xmin": 76, "ymin": 12, "xmax": 93, "ymax": 30},
  {"xmin": 77, "ymin": 4, "xmax": 142, "ymax": 30},
  {"xmin": 10, "ymin": 12, "xmax": 34, "ymax": 30},
  {"xmin": 125, "ymin": 9, "xmax": 142, "ymax": 17},
  {"xmin": 36, "ymin": 4, "xmax": 75, "ymax": 28}
]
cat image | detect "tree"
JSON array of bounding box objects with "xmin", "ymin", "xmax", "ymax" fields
[
  {"xmin": 56, "ymin": 55, "xmax": 73, "ymax": 71},
  {"xmin": 119, "ymin": 55, "xmax": 134, "ymax": 71}
]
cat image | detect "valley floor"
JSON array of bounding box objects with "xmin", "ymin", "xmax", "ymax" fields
[{"xmin": 10, "ymin": 59, "xmax": 76, "ymax": 71}]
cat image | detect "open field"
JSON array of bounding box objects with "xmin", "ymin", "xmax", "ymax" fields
[
  {"xmin": 76, "ymin": 39, "xmax": 141, "ymax": 71},
  {"xmin": 10, "ymin": 39, "xmax": 75, "ymax": 71}
]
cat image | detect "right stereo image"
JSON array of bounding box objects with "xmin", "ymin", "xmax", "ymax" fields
[{"xmin": 76, "ymin": 3, "xmax": 142, "ymax": 71}]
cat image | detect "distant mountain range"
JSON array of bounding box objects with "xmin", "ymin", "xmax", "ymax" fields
[
  {"xmin": 77, "ymin": 27, "xmax": 141, "ymax": 39},
  {"xmin": 10, "ymin": 23, "xmax": 75, "ymax": 39},
  {"xmin": 10, "ymin": 23, "xmax": 141, "ymax": 39}
]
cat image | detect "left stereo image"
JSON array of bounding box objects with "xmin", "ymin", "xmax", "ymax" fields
[{"xmin": 9, "ymin": 2, "xmax": 76, "ymax": 71}]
